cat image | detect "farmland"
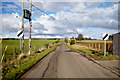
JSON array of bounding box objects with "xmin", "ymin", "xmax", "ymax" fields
[
  {"xmin": 2, "ymin": 40, "xmax": 57, "ymax": 61},
  {"xmin": 2, "ymin": 39, "xmax": 60, "ymax": 79},
  {"xmin": 76, "ymin": 40, "xmax": 112, "ymax": 43},
  {"xmin": 2, "ymin": 45, "xmax": 58, "ymax": 79}
]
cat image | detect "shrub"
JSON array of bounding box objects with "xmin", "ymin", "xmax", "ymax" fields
[
  {"xmin": 55, "ymin": 40, "xmax": 60, "ymax": 43},
  {"xmin": 70, "ymin": 40, "xmax": 75, "ymax": 45},
  {"xmin": 64, "ymin": 38, "xmax": 69, "ymax": 43}
]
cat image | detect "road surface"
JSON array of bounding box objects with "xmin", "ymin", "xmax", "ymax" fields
[{"xmin": 21, "ymin": 43, "xmax": 118, "ymax": 79}]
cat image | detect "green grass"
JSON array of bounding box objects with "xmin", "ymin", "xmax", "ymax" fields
[
  {"xmin": 2, "ymin": 45, "xmax": 57, "ymax": 79},
  {"xmin": 66, "ymin": 43, "xmax": 95, "ymax": 56},
  {"xmin": 97, "ymin": 54, "xmax": 120, "ymax": 60},
  {"xmin": 65, "ymin": 43, "xmax": 119, "ymax": 60},
  {"xmin": 2, "ymin": 40, "xmax": 57, "ymax": 61},
  {"xmin": 76, "ymin": 40, "xmax": 112, "ymax": 43}
]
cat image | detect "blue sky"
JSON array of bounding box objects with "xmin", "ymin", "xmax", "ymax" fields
[{"xmin": 0, "ymin": 1, "xmax": 119, "ymax": 39}]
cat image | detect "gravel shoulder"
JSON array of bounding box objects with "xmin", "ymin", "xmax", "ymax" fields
[{"xmin": 97, "ymin": 60, "xmax": 120, "ymax": 73}]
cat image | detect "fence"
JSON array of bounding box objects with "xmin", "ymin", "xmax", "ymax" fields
[
  {"xmin": 2, "ymin": 40, "xmax": 60, "ymax": 65},
  {"xmin": 76, "ymin": 42, "xmax": 112, "ymax": 53}
]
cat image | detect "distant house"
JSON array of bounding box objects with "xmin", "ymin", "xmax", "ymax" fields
[{"xmin": 113, "ymin": 32, "xmax": 120, "ymax": 56}]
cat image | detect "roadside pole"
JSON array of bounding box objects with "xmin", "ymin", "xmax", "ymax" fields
[
  {"xmin": 102, "ymin": 33, "xmax": 109, "ymax": 56},
  {"xmin": 104, "ymin": 40, "xmax": 106, "ymax": 56},
  {"xmin": 21, "ymin": 0, "xmax": 24, "ymax": 54},
  {"xmin": 20, "ymin": 38, "xmax": 22, "ymax": 53},
  {"xmin": 73, "ymin": 29, "xmax": 76, "ymax": 44},
  {"xmin": 28, "ymin": 0, "xmax": 32, "ymax": 55}
]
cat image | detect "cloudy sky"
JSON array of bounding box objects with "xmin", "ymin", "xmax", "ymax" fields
[{"xmin": 0, "ymin": 0, "xmax": 119, "ymax": 39}]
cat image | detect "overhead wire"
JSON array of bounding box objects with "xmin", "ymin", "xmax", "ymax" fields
[
  {"xmin": 26, "ymin": 0, "xmax": 70, "ymax": 37},
  {"xmin": 31, "ymin": 4, "xmax": 55, "ymax": 21}
]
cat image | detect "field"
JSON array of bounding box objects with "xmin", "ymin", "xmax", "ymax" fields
[
  {"xmin": 76, "ymin": 40, "xmax": 112, "ymax": 43},
  {"xmin": 2, "ymin": 45, "xmax": 58, "ymax": 79},
  {"xmin": 2, "ymin": 39, "xmax": 59, "ymax": 79},
  {"xmin": 2, "ymin": 40, "xmax": 57, "ymax": 61}
]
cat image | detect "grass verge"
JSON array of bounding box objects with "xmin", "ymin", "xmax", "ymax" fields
[
  {"xmin": 65, "ymin": 43, "xmax": 120, "ymax": 60},
  {"xmin": 2, "ymin": 45, "xmax": 58, "ymax": 80}
]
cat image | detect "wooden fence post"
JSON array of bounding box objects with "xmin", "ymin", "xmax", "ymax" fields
[
  {"xmin": 92, "ymin": 43, "xmax": 94, "ymax": 49},
  {"xmin": 94, "ymin": 43, "xmax": 96, "ymax": 49},
  {"xmin": 102, "ymin": 43, "xmax": 104, "ymax": 52},
  {"xmin": 94, "ymin": 43, "xmax": 95, "ymax": 49},
  {"xmin": 88, "ymin": 43, "xmax": 90, "ymax": 49},
  {"xmin": 96, "ymin": 43, "xmax": 98, "ymax": 50},
  {"xmin": 98, "ymin": 43, "xmax": 100, "ymax": 50},
  {"xmin": 89, "ymin": 43, "xmax": 91, "ymax": 49}
]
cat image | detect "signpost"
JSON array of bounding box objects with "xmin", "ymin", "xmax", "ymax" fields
[
  {"xmin": 24, "ymin": 9, "xmax": 31, "ymax": 20},
  {"xmin": 28, "ymin": 0, "xmax": 32, "ymax": 55},
  {"xmin": 23, "ymin": 9, "xmax": 32, "ymax": 54},
  {"xmin": 21, "ymin": 0, "xmax": 24, "ymax": 54},
  {"xmin": 17, "ymin": 30, "xmax": 23, "ymax": 37},
  {"xmin": 102, "ymin": 33, "xmax": 109, "ymax": 56},
  {"xmin": 19, "ymin": 0, "xmax": 32, "ymax": 55},
  {"xmin": 17, "ymin": 30, "xmax": 23, "ymax": 53}
]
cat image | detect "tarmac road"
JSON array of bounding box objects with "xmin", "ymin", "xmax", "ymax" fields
[{"xmin": 21, "ymin": 43, "xmax": 118, "ymax": 79}]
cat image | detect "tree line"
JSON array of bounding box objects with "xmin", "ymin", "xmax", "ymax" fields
[{"xmin": 76, "ymin": 34, "xmax": 113, "ymax": 40}]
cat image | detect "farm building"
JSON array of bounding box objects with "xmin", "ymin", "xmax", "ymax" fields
[{"xmin": 113, "ymin": 32, "xmax": 120, "ymax": 56}]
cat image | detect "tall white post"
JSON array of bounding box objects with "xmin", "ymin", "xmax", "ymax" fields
[
  {"xmin": 21, "ymin": 0, "xmax": 24, "ymax": 54},
  {"xmin": 28, "ymin": 0, "xmax": 32, "ymax": 55},
  {"xmin": 104, "ymin": 40, "xmax": 106, "ymax": 56}
]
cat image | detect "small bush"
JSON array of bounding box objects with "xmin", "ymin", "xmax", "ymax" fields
[
  {"xmin": 70, "ymin": 40, "xmax": 75, "ymax": 45},
  {"xmin": 64, "ymin": 38, "xmax": 69, "ymax": 43},
  {"xmin": 55, "ymin": 40, "xmax": 60, "ymax": 43}
]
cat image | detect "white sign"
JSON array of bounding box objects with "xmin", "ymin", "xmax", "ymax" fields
[
  {"xmin": 102, "ymin": 33, "xmax": 109, "ymax": 40},
  {"xmin": 17, "ymin": 30, "xmax": 23, "ymax": 37}
]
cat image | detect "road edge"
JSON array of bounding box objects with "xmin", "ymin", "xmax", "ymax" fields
[
  {"xmin": 65, "ymin": 43, "xmax": 120, "ymax": 77},
  {"xmin": 17, "ymin": 45, "xmax": 60, "ymax": 80},
  {"xmin": 75, "ymin": 50, "xmax": 120, "ymax": 77}
]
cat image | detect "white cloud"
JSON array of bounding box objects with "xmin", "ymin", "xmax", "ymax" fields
[
  {"xmin": 28, "ymin": 2, "xmax": 118, "ymax": 38},
  {"xmin": 1, "ymin": 2, "xmax": 118, "ymax": 39},
  {"xmin": 32, "ymin": 35, "xmax": 64, "ymax": 38},
  {"xmin": 2, "ymin": 13, "xmax": 21, "ymax": 32},
  {"xmin": 71, "ymin": 3, "xmax": 87, "ymax": 12}
]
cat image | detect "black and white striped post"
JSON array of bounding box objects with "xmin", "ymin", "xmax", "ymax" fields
[
  {"xmin": 102, "ymin": 33, "xmax": 109, "ymax": 56},
  {"xmin": 16, "ymin": 0, "xmax": 24, "ymax": 54},
  {"xmin": 17, "ymin": 30, "xmax": 23, "ymax": 53}
]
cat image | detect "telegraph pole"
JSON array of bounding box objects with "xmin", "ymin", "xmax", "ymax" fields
[
  {"xmin": 28, "ymin": 0, "xmax": 32, "ymax": 55},
  {"xmin": 21, "ymin": 0, "xmax": 24, "ymax": 54}
]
